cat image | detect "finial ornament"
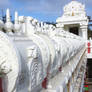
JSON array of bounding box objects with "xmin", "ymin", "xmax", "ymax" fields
[
  {"xmin": 15, "ymin": 11, "xmax": 18, "ymax": 24},
  {"xmin": 6, "ymin": 8, "xmax": 11, "ymax": 22}
]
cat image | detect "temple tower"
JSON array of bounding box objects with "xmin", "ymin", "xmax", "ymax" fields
[{"xmin": 56, "ymin": 0, "xmax": 89, "ymax": 40}]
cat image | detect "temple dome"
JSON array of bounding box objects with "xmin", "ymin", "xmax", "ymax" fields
[{"xmin": 63, "ymin": 0, "xmax": 86, "ymax": 17}]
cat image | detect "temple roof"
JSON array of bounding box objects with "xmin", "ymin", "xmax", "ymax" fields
[
  {"xmin": 56, "ymin": 0, "xmax": 87, "ymax": 23},
  {"xmin": 64, "ymin": 0, "xmax": 85, "ymax": 13}
]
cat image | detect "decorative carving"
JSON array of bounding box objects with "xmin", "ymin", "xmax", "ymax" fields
[
  {"xmin": 30, "ymin": 61, "xmax": 38, "ymax": 89},
  {"xmin": 27, "ymin": 45, "xmax": 43, "ymax": 91},
  {"xmin": 0, "ymin": 60, "xmax": 12, "ymax": 77},
  {"xmin": 27, "ymin": 45, "xmax": 38, "ymax": 59},
  {"xmin": 63, "ymin": 1, "xmax": 86, "ymax": 17},
  {"xmin": 0, "ymin": 32, "xmax": 20, "ymax": 92}
]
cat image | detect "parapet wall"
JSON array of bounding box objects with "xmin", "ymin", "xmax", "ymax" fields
[{"xmin": 0, "ymin": 9, "xmax": 87, "ymax": 92}]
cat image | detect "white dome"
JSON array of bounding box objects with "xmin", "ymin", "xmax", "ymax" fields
[{"xmin": 63, "ymin": 1, "xmax": 86, "ymax": 17}]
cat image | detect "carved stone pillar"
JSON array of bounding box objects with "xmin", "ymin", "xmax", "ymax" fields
[{"xmin": 80, "ymin": 25, "xmax": 88, "ymax": 40}]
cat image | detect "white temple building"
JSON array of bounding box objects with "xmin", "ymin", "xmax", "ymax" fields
[{"xmin": 56, "ymin": 0, "xmax": 89, "ymax": 40}]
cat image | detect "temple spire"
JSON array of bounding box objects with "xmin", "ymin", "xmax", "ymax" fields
[
  {"xmin": 15, "ymin": 11, "xmax": 18, "ymax": 24},
  {"xmin": 6, "ymin": 8, "xmax": 11, "ymax": 22}
]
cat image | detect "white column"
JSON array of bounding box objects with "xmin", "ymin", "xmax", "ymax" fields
[
  {"xmin": 79, "ymin": 28, "xmax": 82, "ymax": 37},
  {"xmin": 80, "ymin": 25, "xmax": 88, "ymax": 40},
  {"xmin": 6, "ymin": 8, "xmax": 11, "ymax": 22},
  {"xmin": 15, "ymin": 11, "xmax": 18, "ymax": 24},
  {"xmin": 19, "ymin": 16, "xmax": 26, "ymax": 34},
  {"xmin": 5, "ymin": 8, "xmax": 14, "ymax": 34}
]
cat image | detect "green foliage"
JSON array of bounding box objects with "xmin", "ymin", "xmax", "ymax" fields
[{"xmin": 84, "ymin": 87, "xmax": 88, "ymax": 91}]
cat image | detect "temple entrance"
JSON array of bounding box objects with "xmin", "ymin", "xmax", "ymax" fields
[
  {"xmin": 69, "ymin": 27, "xmax": 79, "ymax": 35},
  {"xmin": 0, "ymin": 78, "xmax": 3, "ymax": 92}
]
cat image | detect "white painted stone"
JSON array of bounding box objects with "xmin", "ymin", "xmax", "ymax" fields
[{"xmin": 5, "ymin": 9, "xmax": 14, "ymax": 34}]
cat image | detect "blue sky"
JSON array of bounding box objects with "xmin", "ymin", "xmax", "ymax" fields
[{"xmin": 0, "ymin": 0, "xmax": 91, "ymax": 22}]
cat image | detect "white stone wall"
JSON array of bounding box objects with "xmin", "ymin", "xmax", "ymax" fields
[{"xmin": 0, "ymin": 7, "xmax": 87, "ymax": 92}]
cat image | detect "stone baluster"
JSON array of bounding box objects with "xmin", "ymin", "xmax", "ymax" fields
[
  {"xmin": 5, "ymin": 8, "xmax": 14, "ymax": 34},
  {"xmin": 14, "ymin": 11, "xmax": 21, "ymax": 34}
]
